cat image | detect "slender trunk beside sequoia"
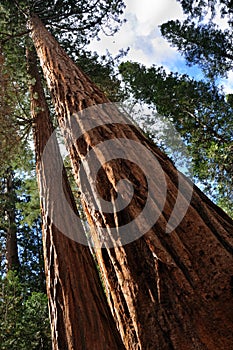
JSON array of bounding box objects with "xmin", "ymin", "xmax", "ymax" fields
[
  {"xmin": 29, "ymin": 16, "xmax": 233, "ymax": 350},
  {"xmin": 1, "ymin": 51, "xmax": 20, "ymax": 273},
  {"xmin": 27, "ymin": 47, "xmax": 125, "ymax": 350},
  {"xmin": 5, "ymin": 168, "xmax": 20, "ymax": 272}
]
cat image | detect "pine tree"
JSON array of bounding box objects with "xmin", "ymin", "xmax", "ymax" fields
[
  {"xmin": 119, "ymin": 61, "xmax": 233, "ymax": 217},
  {"xmin": 160, "ymin": 0, "xmax": 233, "ymax": 79}
]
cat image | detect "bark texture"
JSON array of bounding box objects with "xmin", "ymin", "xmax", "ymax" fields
[
  {"xmin": 30, "ymin": 16, "xmax": 233, "ymax": 350},
  {"xmin": 27, "ymin": 47, "xmax": 125, "ymax": 350}
]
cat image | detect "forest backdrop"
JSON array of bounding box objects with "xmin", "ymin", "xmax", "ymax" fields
[{"xmin": 0, "ymin": 0, "xmax": 232, "ymax": 348}]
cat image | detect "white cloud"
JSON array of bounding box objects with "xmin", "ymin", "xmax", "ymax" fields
[
  {"xmin": 221, "ymin": 71, "xmax": 233, "ymax": 94},
  {"xmin": 118, "ymin": 30, "xmax": 180, "ymax": 68},
  {"xmin": 88, "ymin": 0, "xmax": 184, "ymax": 66},
  {"xmin": 87, "ymin": 0, "xmax": 233, "ymax": 92},
  {"xmin": 126, "ymin": 0, "xmax": 184, "ymax": 33},
  {"xmin": 151, "ymin": 35, "xmax": 179, "ymax": 63}
]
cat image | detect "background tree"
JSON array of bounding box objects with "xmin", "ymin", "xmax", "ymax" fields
[
  {"xmin": 0, "ymin": 49, "xmax": 21, "ymax": 167},
  {"xmin": 158, "ymin": 0, "xmax": 233, "ymax": 214},
  {"xmin": 174, "ymin": 0, "xmax": 233, "ymax": 22},
  {"xmin": 0, "ymin": 36, "xmax": 44, "ymax": 285},
  {"xmin": 160, "ymin": 0, "xmax": 233, "ymax": 79},
  {"xmin": 119, "ymin": 61, "xmax": 233, "ymax": 217},
  {"xmin": 0, "ymin": 271, "xmax": 51, "ymax": 350}
]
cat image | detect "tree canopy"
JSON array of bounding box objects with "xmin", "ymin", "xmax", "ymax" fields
[
  {"xmin": 1, "ymin": 0, "xmax": 233, "ymax": 347},
  {"xmin": 160, "ymin": 0, "xmax": 233, "ymax": 78},
  {"xmin": 176, "ymin": 0, "xmax": 233, "ymax": 20},
  {"xmin": 0, "ymin": 0, "xmax": 125, "ymax": 53},
  {"xmin": 119, "ymin": 61, "xmax": 233, "ymax": 216},
  {"xmin": 117, "ymin": 0, "xmax": 233, "ymax": 217}
]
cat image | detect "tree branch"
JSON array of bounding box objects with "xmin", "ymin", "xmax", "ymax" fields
[
  {"xmin": 183, "ymin": 109, "xmax": 227, "ymax": 143},
  {"xmin": 0, "ymin": 30, "xmax": 30, "ymax": 45}
]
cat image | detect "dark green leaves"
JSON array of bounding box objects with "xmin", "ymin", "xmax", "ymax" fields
[
  {"xmin": 0, "ymin": 271, "xmax": 51, "ymax": 349},
  {"xmin": 160, "ymin": 19, "xmax": 233, "ymax": 78},
  {"xmin": 0, "ymin": 0, "xmax": 126, "ymax": 50},
  {"xmin": 177, "ymin": 0, "xmax": 233, "ymax": 22},
  {"xmin": 120, "ymin": 61, "xmax": 233, "ymax": 217},
  {"xmin": 160, "ymin": 0, "xmax": 233, "ymax": 79}
]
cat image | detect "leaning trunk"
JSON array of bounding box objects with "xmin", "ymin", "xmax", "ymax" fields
[
  {"xmin": 30, "ymin": 16, "xmax": 233, "ymax": 350},
  {"xmin": 26, "ymin": 46, "xmax": 125, "ymax": 350}
]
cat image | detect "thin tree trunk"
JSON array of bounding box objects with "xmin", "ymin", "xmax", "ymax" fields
[
  {"xmin": 5, "ymin": 168, "xmax": 20, "ymax": 272},
  {"xmin": 1, "ymin": 50, "xmax": 20, "ymax": 273},
  {"xmin": 26, "ymin": 46, "xmax": 125, "ymax": 350},
  {"xmin": 29, "ymin": 16, "xmax": 233, "ymax": 350}
]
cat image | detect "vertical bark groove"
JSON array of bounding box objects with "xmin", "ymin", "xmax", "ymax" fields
[
  {"xmin": 27, "ymin": 46, "xmax": 125, "ymax": 350},
  {"xmin": 29, "ymin": 15, "xmax": 233, "ymax": 350}
]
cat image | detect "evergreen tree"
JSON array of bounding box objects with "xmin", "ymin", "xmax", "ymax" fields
[
  {"xmin": 119, "ymin": 61, "xmax": 233, "ymax": 216},
  {"xmin": 30, "ymin": 15, "xmax": 233, "ymax": 350},
  {"xmin": 0, "ymin": 271, "xmax": 51, "ymax": 349},
  {"xmin": 160, "ymin": 0, "xmax": 233, "ymax": 78}
]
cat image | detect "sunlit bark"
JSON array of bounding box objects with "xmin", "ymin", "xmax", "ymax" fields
[
  {"xmin": 27, "ymin": 46, "xmax": 125, "ymax": 350},
  {"xmin": 30, "ymin": 16, "xmax": 233, "ymax": 350}
]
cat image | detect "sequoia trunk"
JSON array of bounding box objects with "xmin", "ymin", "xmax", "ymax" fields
[
  {"xmin": 26, "ymin": 47, "xmax": 125, "ymax": 350},
  {"xmin": 30, "ymin": 16, "xmax": 233, "ymax": 350}
]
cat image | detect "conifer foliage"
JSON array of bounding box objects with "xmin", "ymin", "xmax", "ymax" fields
[{"xmin": 0, "ymin": 0, "xmax": 233, "ymax": 349}]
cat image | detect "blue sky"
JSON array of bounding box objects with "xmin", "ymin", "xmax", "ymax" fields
[
  {"xmin": 87, "ymin": 0, "xmax": 233, "ymax": 200},
  {"xmin": 89, "ymin": 0, "xmax": 233, "ymax": 92},
  {"xmin": 89, "ymin": 1, "xmax": 185, "ymax": 66}
]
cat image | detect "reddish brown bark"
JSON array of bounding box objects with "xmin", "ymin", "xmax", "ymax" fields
[
  {"xmin": 29, "ymin": 16, "xmax": 233, "ymax": 350},
  {"xmin": 27, "ymin": 47, "xmax": 125, "ymax": 350}
]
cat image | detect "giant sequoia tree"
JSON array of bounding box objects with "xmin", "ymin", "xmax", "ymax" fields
[
  {"xmin": 29, "ymin": 15, "xmax": 233, "ymax": 350},
  {"xmin": 1, "ymin": 1, "xmax": 233, "ymax": 348},
  {"xmin": 1, "ymin": 0, "xmax": 126, "ymax": 348},
  {"xmin": 26, "ymin": 47, "xmax": 124, "ymax": 349}
]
